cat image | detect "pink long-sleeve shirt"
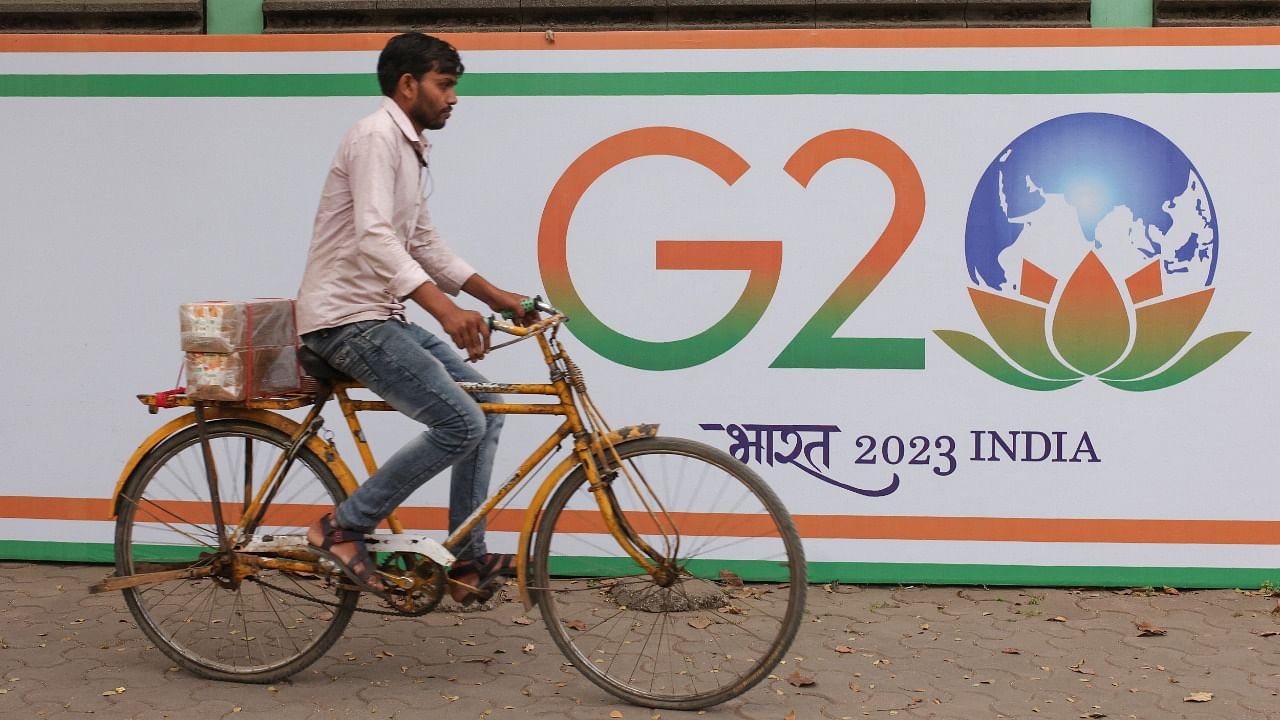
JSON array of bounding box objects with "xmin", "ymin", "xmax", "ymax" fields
[{"xmin": 296, "ymin": 97, "xmax": 476, "ymax": 335}]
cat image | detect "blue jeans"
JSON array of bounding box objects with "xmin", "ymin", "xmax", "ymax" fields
[{"xmin": 301, "ymin": 319, "xmax": 503, "ymax": 561}]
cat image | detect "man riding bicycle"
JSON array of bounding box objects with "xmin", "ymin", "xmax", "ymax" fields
[{"xmin": 295, "ymin": 32, "xmax": 532, "ymax": 602}]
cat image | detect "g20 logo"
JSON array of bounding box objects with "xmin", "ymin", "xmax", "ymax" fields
[
  {"xmin": 538, "ymin": 116, "xmax": 1246, "ymax": 389},
  {"xmin": 537, "ymin": 126, "xmax": 926, "ymax": 371},
  {"xmin": 935, "ymin": 113, "xmax": 1247, "ymax": 392}
]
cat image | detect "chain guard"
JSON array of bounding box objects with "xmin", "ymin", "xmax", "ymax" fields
[{"xmin": 247, "ymin": 553, "xmax": 447, "ymax": 618}]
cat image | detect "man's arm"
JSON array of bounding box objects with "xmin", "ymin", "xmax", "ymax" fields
[
  {"xmin": 409, "ymin": 273, "xmax": 535, "ymax": 362},
  {"xmin": 462, "ymin": 274, "xmax": 535, "ymax": 326},
  {"xmin": 408, "ymin": 280, "xmax": 491, "ymax": 362}
]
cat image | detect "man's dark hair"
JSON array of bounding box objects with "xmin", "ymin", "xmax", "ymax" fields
[{"xmin": 377, "ymin": 33, "xmax": 464, "ymax": 97}]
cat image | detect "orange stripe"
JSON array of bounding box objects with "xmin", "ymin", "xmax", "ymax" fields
[
  {"xmin": 3, "ymin": 496, "xmax": 1277, "ymax": 545},
  {"xmin": 4, "ymin": 27, "xmax": 1280, "ymax": 53}
]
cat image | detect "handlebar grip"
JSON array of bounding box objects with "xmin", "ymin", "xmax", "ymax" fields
[{"xmin": 500, "ymin": 296, "xmax": 539, "ymax": 320}]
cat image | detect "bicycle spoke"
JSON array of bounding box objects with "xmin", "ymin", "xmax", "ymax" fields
[
  {"xmin": 533, "ymin": 438, "xmax": 804, "ymax": 709},
  {"xmin": 117, "ymin": 420, "xmax": 357, "ymax": 682}
]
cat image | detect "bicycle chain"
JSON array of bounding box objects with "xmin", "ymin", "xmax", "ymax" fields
[{"xmin": 247, "ymin": 573, "xmax": 441, "ymax": 617}]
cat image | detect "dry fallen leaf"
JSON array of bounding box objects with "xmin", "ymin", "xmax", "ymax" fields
[
  {"xmin": 1068, "ymin": 660, "xmax": 1096, "ymax": 676},
  {"xmin": 786, "ymin": 671, "xmax": 816, "ymax": 687},
  {"xmin": 1183, "ymin": 691, "xmax": 1213, "ymax": 702},
  {"xmin": 1048, "ymin": 616, "xmax": 1068, "ymax": 623},
  {"xmin": 512, "ymin": 615, "xmax": 534, "ymax": 626},
  {"xmin": 1162, "ymin": 586, "xmax": 1180, "ymax": 595},
  {"xmin": 1001, "ymin": 648, "xmax": 1021, "ymax": 655},
  {"xmin": 1257, "ymin": 631, "xmax": 1279, "ymax": 638},
  {"xmin": 834, "ymin": 645, "xmax": 855, "ymax": 654},
  {"xmin": 718, "ymin": 570, "xmax": 744, "ymax": 587},
  {"xmin": 610, "ymin": 711, "xmax": 623, "ymax": 719},
  {"xmin": 785, "ymin": 712, "xmax": 797, "ymax": 720},
  {"xmin": 521, "ymin": 643, "xmax": 535, "ymax": 654},
  {"xmin": 1080, "ymin": 713, "xmax": 1107, "ymax": 718},
  {"xmin": 688, "ymin": 616, "xmax": 713, "ymax": 630},
  {"xmin": 1135, "ymin": 621, "xmax": 1168, "ymax": 637},
  {"xmin": 562, "ymin": 619, "xmax": 588, "ymax": 632}
]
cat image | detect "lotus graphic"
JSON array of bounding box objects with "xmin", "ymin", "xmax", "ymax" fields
[{"xmin": 936, "ymin": 113, "xmax": 1247, "ymax": 392}]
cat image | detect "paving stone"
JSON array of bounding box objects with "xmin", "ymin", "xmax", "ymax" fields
[{"xmin": 3, "ymin": 564, "xmax": 1280, "ymax": 718}]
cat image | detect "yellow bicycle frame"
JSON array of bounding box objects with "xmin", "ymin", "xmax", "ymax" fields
[{"xmin": 110, "ymin": 318, "xmax": 659, "ymax": 608}]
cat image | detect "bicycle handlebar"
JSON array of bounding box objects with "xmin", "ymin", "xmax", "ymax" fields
[
  {"xmin": 488, "ymin": 295, "xmax": 565, "ymax": 337},
  {"xmin": 499, "ymin": 295, "xmax": 558, "ymax": 320}
]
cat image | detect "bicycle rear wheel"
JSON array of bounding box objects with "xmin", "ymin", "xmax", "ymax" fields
[
  {"xmin": 531, "ymin": 437, "xmax": 805, "ymax": 710},
  {"xmin": 115, "ymin": 419, "xmax": 358, "ymax": 683}
]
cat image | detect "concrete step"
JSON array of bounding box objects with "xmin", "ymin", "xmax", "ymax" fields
[
  {"xmin": 0, "ymin": 0, "xmax": 204, "ymax": 33},
  {"xmin": 260, "ymin": 0, "xmax": 1092, "ymax": 33},
  {"xmin": 1155, "ymin": 0, "xmax": 1280, "ymax": 27}
]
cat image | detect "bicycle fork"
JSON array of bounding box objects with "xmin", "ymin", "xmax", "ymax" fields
[{"xmin": 583, "ymin": 450, "xmax": 683, "ymax": 588}]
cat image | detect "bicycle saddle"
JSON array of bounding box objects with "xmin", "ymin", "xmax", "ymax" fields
[{"xmin": 297, "ymin": 346, "xmax": 353, "ymax": 384}]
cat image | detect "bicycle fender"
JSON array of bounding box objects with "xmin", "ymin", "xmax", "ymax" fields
[
  {"xmin": 110, "ymin": 407, "xmax": 359, "ymax": 518},
  {"xmin": 515, "ymin": 423, "xmax": 659, "ymax": 609}
]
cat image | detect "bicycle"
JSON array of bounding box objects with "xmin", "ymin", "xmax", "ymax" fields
[{"xmin": 91, "ymin": 299, "xmax": 806, "ymax": 710}]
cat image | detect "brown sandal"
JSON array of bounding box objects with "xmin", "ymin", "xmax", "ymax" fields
[
  {"xmin": 448, "ymin": 553, "xmax": 517, "ymax": 605},
  {"xmin": 309, "ymin": 513, "xmax": 384, "ymax": 593}
]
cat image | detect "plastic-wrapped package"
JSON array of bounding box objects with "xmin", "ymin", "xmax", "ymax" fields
[
  {"xmin": 180, "ymin": 299, "xmax": 297, "ymax": 353},
  {"xmin": 185, "ymin": 346, "xmax": 301, "ymax": 401}
]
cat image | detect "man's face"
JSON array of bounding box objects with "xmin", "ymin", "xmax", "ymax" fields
[{"xmin": 404, "ymin": 69, "xmax": 458, "ymax": 132}]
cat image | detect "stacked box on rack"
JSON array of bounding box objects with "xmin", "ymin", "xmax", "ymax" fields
[{"xmin": 180, "ymin": 299, "xmax": 301, "ymax": 401}]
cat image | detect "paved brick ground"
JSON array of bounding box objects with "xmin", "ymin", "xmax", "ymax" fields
[{"xmin": 1, "ymin": 562, "xmax": 1278, "ymax": 719}]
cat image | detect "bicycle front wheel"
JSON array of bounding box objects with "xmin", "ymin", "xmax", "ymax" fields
[
  {"xmin": 531, "ymin": 437, "xmax": 806, "ymax": 710},
  {"xmin": 115, "ymin": 419, "xmax": 358, "ymax": 683}
]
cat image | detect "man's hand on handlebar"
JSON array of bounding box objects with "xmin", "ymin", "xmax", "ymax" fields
[{"xmin": 486, "ymin": 290, "xmax": 541, "ymax": 327}]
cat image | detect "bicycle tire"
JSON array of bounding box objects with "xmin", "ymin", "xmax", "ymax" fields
[
  {"xmin": 530, "ymin": 436, "xmax": 806, "ymax": 709},
  {"xmin": 115, "ymin": 419, "xmax": 358, "ymax": 683}
]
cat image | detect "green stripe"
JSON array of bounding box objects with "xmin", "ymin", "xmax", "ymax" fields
[
  {"xmin": 12, "ymin": 542, "xmax": 1272, "ymax": 589},
  {"xmin": 2, "ymin": 540, "xmax": 118, "ymax": 564},
  {"xmin": 2, "ymin": 69, "xmax": 1280, "ymax": 98}
]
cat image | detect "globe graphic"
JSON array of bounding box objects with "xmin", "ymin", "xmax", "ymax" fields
[{"xmin": 965, "ymin": 113, "xmax": 1218, "ymax": 300}]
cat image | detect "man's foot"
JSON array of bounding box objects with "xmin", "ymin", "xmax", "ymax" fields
[
  {"xmin": 448, "ymin": 553, "xmax": 517, "ymax": 605},
  {"xmin": 307, "ymin": 513, "xmax": 385, "ymax": 593}
]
